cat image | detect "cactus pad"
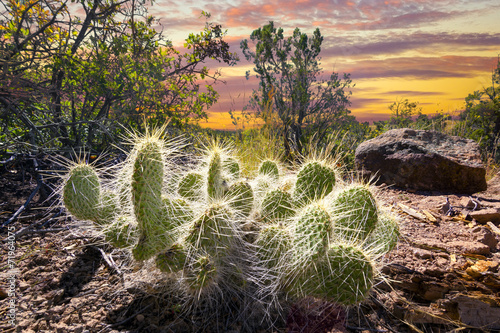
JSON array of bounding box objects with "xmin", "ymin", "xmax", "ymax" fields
[
  {"xmin": 258, "ymin": 160, "xmax": 279, "ymax": 180},
  {"xmin": 294, "ymin": 161, "xmax": 336, "ymax": 206},
  {"xmin": 261, "ymin": 189, "xmax": 295, "ymax": 223},
  {"xmin": 226, "ymin": 181, "xmax": 254, "ymax": 217},
  {"xmin": 331, "ymin": 185, "xmax": 378, "ymax": 241},
  {"xmin": 63, "ymin": 164, "xmax": 101, "ymax": 222}
]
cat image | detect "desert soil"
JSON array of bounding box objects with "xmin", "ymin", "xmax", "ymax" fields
[{"xmin": 1, "ymin": 161, "xmax": 499, "ymax": 333}]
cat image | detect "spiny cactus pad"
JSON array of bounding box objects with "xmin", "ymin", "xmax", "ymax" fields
[
  {"xmin": 365, "ymin": 212, "xmax": 399, "ymax": 255},
  {"xmin": 294, "ymin": 161, "xmax": 336, "ymax": 206},
  {"xmin": 184, "ymin": 205, "xmax": 234, "ymax": 257},
  {"xmin": 295, "ymin": 244, "xmax": 374, "ymax": 305},
  {"xmin": 255, "ymin": 224, "xmax": 291, "ymax": 269},
  {"xmin": 258, "ymin": 160, "xmax": 279, "ymax": 180},
  {"xmin": 331, "ymin": 185, "xmax": 378, "ymax": 241},
  {"xmin": 223, "ymin": 157, "xmax": 240, "ymax": 180},
  {"xmin": 207, "ymin": 150, "xmax": 224, "ymax": 199},
  {"xmin": 104, "ymin": 215, "xmax": 135, "ymax": 248},
  {"xmin": 261, "ymin": 189, "xmax": 295, "ymax": 223},
  {"xmin": 131, "ymin": 140, "xmax": 175, "ymax": 260},
  {"xmin": 226, "ymin": 181, "xmax": 254, "ymax": 217},
  {"xmin": 185, "ymin": 254, "xmax": 218, "ymax": 295},
  {"xmin": 293, "ymin": 203, "xmax": 331, "ymax": 262},
  {"xmin": 63, "ymin": 164, "xmax": 101, "ymax": 222}
]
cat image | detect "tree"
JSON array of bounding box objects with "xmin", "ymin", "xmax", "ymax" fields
[
  {"xmin": 387, "ymin": 98, "xmax": 422, "ymax": 128},
  {"xmin": 454, "ymin": 56, "xmax": 500, "ymax": 156},
  {"xmin": 0, "ymin": 1, "xmax": 237, "ymax": 152},
  {"xmin": 240, "ymin": 22, "xmax": 353, "ymax": 160}
]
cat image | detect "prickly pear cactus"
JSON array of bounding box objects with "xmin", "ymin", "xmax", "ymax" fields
[{"xmin": 60, "ymin": 128, "xmax": 400, "ymax": 319}]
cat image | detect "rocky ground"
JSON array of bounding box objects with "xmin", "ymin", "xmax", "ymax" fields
[{"xmin": 1, "ymin": 161, "xmax": 499, "ymax": 333}]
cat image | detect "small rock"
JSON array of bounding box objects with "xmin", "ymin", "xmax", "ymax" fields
[
  {"xmin": 446, "ymin": 240, "xmax": 490, "ymax": 255},
  {"xmin": 473, "ymin": 227, "xmax": 498, "ymax": 251},
  {"xmin": 470, "ymin": 208, "xmax": 500, "ymax": 224},
  {"xmin": 413, "ymin": 249, "xmax": 433, "ymax": 259},
  {"xmin": 19, "ymin": 281, "xmax": 30, "ymax": 291},
  {"xmin": 136, "ymin": 314, "xmax": 145, "ymax": 322},
  {"xmin": 46, "ymin": 289, "xmax": 65, "ymax": 303},
  {"xmin": 452, "ymin": 295, "xmax": 500, "ymax": 330}
]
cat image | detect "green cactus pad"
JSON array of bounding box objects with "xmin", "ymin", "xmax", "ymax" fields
[
  {"xmin": 294, "ymin": 161, "xmax": 336, "ymax": 206},
  {"xmin": 226, "ymin": 181, "xmax": 254, "ymax": 217},
  {"xmin": 331, "ymin": 185, "xmax": 378, "ymax": 241},
  {"xmin": 207, "ymin": 150, "xmax": 224, "ymax": 199},
  {"xmin": 298, "ymin": 244, "xmax": 374, "ymax": 305},
  {"xmin": 185, "ymin": 204, "xmax": 234, "ymax": 256},
  {"xmin": 63, "ymin": 164, "xmax": 101, "ymax": 222},
  {"xmin": 131, "ymin": 140, "xmax": 175, "ymax": 260},
  {"xmin": 365, "ymin": 212, "xmax": 399, "ymax": 255},
  {"xmin": 177, "ymin": 172, "xmax": 204, "ymax": 201},
  {"xmin": 261, "ymin": 189, "xmax": 295, "ymax": 223},
  {"xmin": 293, "ymin": 203, "xmax": 331, "ymax": 262},
  {"xmin": 255, "ymin": 224, "xmax": 291, "ymax": 269},
  {"xmin": 258, "ymin": 160, "xmax": 279, "ymax": 180},
  {"xmin": 104, "ymin": 215, "xmax": 135, "ymax": 248},
  {"xmin": 155, "ymin": 243, "xmax": 188, "ymax": 273},
  {"xmin": 223, "ymin": 157, "xmax": 240, "ymax": 180}
]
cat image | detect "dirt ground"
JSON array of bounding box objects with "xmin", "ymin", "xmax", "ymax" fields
[{"xmin": 1, "ymin": 161, "xmax": 499, "ymax": 333}]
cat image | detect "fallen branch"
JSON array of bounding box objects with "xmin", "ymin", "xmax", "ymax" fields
[
  {"xmin": 91, "ymin": 245, "xmax": 122, "ymax": 276},
  {"xmin": 398, "ymin": 203, "xmax": 427, "ymax": 221},
  {"xmin": 487, "ymin": 221, "xmax": 500, "ymax": 236}
]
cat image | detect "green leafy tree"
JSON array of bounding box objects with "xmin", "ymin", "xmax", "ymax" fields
[
  {"xmin": 240, "ymin": 22, "xmax": 353, "ymax": 161},
  {"xmin": 387, "ymin": 98, "xmax": 421, "ymax": 128},
  {"xmin": 0, "ymin": 1, "xmax": 237, "ymax": 152},
  {"xmin": 454, "ymin": 57, "xmax": 500, "ymax": 157}
]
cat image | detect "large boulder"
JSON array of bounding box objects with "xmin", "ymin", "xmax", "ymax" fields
[{"xmin": 355, "ymin": 128, "xmax": 487, "ymax": 194}]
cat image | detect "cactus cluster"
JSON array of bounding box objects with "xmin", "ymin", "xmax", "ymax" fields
[{"xmin": 61, "ymin": 129, "xmax": 399, "ymax": 317}]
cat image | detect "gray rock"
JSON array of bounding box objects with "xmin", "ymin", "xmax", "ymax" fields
[
  {"xmin": 469, "ymin": 207, "xmax": 500, "ymax": 224},
  {"xmin": 355, "ymin": 128, "xmax": 487, "ymax": 194}
]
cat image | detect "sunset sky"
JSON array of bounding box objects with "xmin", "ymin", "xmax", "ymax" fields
[{"xmin": 147, "ymin": 0, "xmax": 500, "ymax": 130}]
